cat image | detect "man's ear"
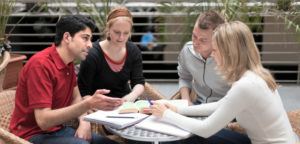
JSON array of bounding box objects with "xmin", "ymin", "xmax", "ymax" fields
[{"xmin": 62, "ymin": 32, "xmax": 71, "ymax": 44}]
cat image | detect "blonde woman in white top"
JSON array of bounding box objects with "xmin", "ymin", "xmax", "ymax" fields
[{"xmin": 151, "ymin": 21, "xmax": 296, "ymax": 144}]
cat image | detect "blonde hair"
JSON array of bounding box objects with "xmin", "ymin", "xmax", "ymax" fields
[
  {"xmin": 105, "ymin": 6, "xmax": 133, "ymax": 40},
  {"xmin": 212, "ymin": 21, "xmax": 277, "ymax": 91}
]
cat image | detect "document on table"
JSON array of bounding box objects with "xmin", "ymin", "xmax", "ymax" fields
[
  {"xmin": 83, "ymin": 109, "xmax": 149, "ymax": 129},
  {"xmin": 156, "ymin": 99, "xmax": 188, "ymax": 107},
  {"xmin": 135, "ymin": 115, "xmax": 192, "ymax": 138}
]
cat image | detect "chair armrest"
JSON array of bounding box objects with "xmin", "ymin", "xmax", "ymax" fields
[
  {"xmin": 139, "ymin": 82, "xmax": 167, "ymax": 100},
  {"xmin": 226, "ymin": 122, "xmax": 246, "ymax": 134},
  {"xmin": 169, "ymin": 90, "xmax": 197, "ymax": 102},
  {"xmin": 0, "ymin": 128, "xmax": 32, "ymax": 144},
  {"xmin": 170, "ymin": 91, "xmax": 181, "ymax": 100},
  {"xmin": 0, "ymin": 51, "xmax": 10, "ymax": 71},
  {"xmin": 63, "ymin": 114, "xmax": 126, "ymax": 143},
  {"xmin": 287, "ymin": 110, "xmax": 300, "ymax": 138}
]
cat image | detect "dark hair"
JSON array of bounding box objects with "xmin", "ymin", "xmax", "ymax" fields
[
  {"xmin": 54, "ymin": 15, "xmax": 95, "ymax": 46},
  {"xmin": 197, "ymin": 9, "xmax": 224, "ymax": 30}
]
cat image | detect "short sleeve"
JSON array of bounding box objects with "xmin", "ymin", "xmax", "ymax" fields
[{"xmin": 27, "ymin": 64, "xmax": 53, "ymax": 109}]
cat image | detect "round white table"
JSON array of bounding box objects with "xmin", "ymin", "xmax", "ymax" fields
[{"xmin": 107, "ymin": 126, "xmax": 186, "ymax": 144}]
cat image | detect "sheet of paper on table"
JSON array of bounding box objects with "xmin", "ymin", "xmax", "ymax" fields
[
  {"xmin": 135, "ymin": 115, "xmax": 191, "ymax": 138},
  {"xmin": 156, "ymin": 99, "xmax": 188, "ymax": 107},
  {"xmin": 84, "ymin": 99, "xmax": 190, "ymax": 135},
  {"xmin": 83, "ymin": 108, "xmax": 149, "ymax": 129},
  {"xmin": 135, "ymin": 99, "xmax": 191, "ymax": 138}
]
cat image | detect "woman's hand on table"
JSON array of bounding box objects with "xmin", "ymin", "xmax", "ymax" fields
[
  {"xmin": 164, "ymin": 102, "xmax": 178, "ymax": 113},
  {"xmin": 150, "ymin": 101, "xmax": 177, "ymax": 118}
]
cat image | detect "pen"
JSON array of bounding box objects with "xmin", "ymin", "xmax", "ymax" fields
[
  {"xmin": 106, "ymin": 116, "xmax": 135, "ymax": 119},
  {"xmin": 146, "ymin": 98, "xmax": 153, "ymax": 105}
]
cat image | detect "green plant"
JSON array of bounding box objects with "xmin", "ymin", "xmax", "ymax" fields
[
  {"xmin": 54, "ymin": 0, "xmax": 126, "ymax": 38},
  {"xmin": 0, "ymin": 0, "xmax": 15, "ymax": 46},
  {"xmin": 157, "ymin": 0, "xmax": 300, "ymax": 47},
  {"xmin": 274, "ymin": 0, "xmax": 300, "ymax": 42},
  {"xmin": 221, "ymin": 0, "xmax": 265, "ymax": 31},
  {"xmin": 157, "ymin": 1, "xmax": 217, "ymax": 48},
  {"xmin": 157, "ymin": 0, "xmax": 265, "ymax": 48},
  {"xmin": 0, "ymin": 1, "xmax": 46, "ymax": 49},
  {"xmin": 76, "ymin": 0, "xmax": 112, "ymax": 32},
  {"xmin": 277, "ymin": 0, "xmax": 291, "ymax": 11}
]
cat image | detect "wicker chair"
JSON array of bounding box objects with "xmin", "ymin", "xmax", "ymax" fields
[
  {"xmin": 0, "ymin": 51, "xmax": 10, "ymax": 91},
  {"xmin": 139, "ymin": 82, "xmax": 167, "ymax": 100},
  {"xmin": 0, "ymin": 90, "xmax": 31, "ymax": 144},
  {"xmin": 169, "ymin": 89, "xmax": 197, "ymax": 102}
]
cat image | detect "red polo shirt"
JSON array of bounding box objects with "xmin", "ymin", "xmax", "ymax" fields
[{"xmin": 10, "ymin": 44, "xmax": 77, "ymax": 140}]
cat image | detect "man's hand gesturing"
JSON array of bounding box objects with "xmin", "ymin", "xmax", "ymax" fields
[{"xmin": 88, "ymin": 89, "xmax": 123, "ymax": 111}]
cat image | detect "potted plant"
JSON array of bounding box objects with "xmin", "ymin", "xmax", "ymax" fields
[
  {"xmin": 0, "ymin": 0, "xmax": 15, "ymax": 90},
  {"xmin": 0, "ymin": 0, "xmax": 30, "ymax": 90},
  {"xmin": 0, "ymin": 0, "xmax": 15, "ymax": 48}
]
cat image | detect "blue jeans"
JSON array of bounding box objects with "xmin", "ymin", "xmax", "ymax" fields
[
  {"xmin": 207, "ymin": 128, "xmax": 251, "ymax": 144},
  {"xmin": 28, "ymin": 126, "xmax": 117, "ymax": 144},
  {"xmin": 163, "ymin": 128, "xmax": 251, "ymax": 144},
  {"xmin": 193, "ymin": 100, "xmax": 202, "ymax": 105}
]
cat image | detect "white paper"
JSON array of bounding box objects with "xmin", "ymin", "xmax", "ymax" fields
[
  {"xmin": 83, "ymin": 109, "xmax": 149, "ymax": 129},
  {"xmin": 84, "ymin": 100, "xmax": 190, "ymax": 136},
  {"xmin": 156, "ymin": 99, "xmax": 188, "ymax": 107},
  {"xmin": 135, "ymin": 115, "xmax": 191, "ymax": 138}
]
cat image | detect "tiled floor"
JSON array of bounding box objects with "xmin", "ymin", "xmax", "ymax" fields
[{"xmin": 150, "ymin": 83, "xmax": 300, "ymax": 111}]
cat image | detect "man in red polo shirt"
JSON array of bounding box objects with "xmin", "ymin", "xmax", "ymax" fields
[{"xmin": 10, "ymin": 15, "xmax": 121, "ymax": 144}]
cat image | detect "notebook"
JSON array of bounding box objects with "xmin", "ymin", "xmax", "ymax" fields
[{"xmin": 83, "ymin": 109, "xmax": 149, "ymax": 129}]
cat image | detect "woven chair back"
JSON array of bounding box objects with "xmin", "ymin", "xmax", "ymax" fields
[
  {"xmin": 139, "ymin": 82, "xmax": 167, "ymax": 100},
  {"xmin": 0, "ymin": 90, "xmax": 16, "ymax": 131}
]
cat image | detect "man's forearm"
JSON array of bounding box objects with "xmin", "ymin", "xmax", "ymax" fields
[
  {"xmin": 35, "ymin": 99, "xmax": 91, "ymax": 130},
  {"xmin": 35, "ymin": 86, "xmax": 91, "ymax": 130},
  {"xmin": 71, "ymin": 87, "xmax": 90, "ymax": 123}
]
